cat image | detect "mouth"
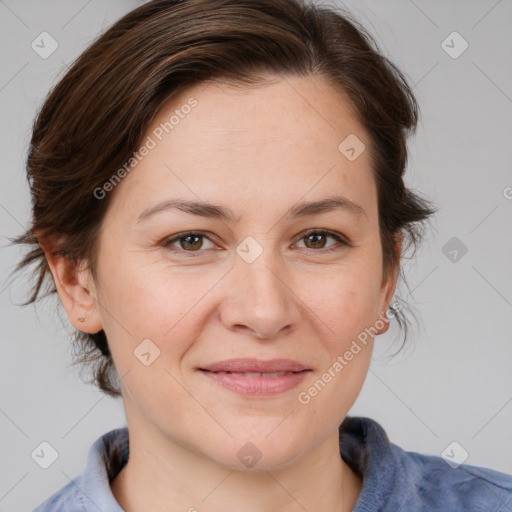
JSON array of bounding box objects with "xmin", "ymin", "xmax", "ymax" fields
[
  {"xmin": 202, "ymin": 370, "xmax": 299, "ymax": 377},
  {"xmin": 197, "ymin": 359, "xmax": 312, "ymax": 396},
  {"xmin": 199, "ymin": 358, "xmax": 310, "ymax": 373}
]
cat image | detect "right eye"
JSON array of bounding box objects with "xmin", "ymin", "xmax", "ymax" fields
[{"xmin": 162, "ymin": 231, "xmax": 217, "ymax": 256}]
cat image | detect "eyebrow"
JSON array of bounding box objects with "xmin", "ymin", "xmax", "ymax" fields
[{"xmin": 136, "ymin": 195, "xmax": 367, "ymax": 224}]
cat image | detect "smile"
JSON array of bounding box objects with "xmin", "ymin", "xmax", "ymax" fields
[{"xmin": 198, "ymin": 368, "xmax": 311, "ymax": 396}]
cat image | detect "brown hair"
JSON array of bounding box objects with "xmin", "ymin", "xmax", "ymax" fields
[{"xmin": 9, "ymin": 0, "xmax": 437, "ymax": 397}]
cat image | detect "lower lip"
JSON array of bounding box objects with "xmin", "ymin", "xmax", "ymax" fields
[{"xmin": 199, "ymin": 370, "xmax": 310, "ymax": 396}]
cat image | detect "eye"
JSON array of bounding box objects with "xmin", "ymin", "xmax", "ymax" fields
[
  {"xmin": 162, "ymin": 229, "xmax": 350, "ymax": 257},
  {"xmin": 294, "ymin": 229, "xmax": 350, "ymax": 253},
  {"xmin": 163, "ymin": 231, "xmax": 216, "ymax": 256}
]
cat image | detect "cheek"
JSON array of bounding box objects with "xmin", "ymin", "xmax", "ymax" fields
[
  {"xmin": 97, "ymin": 254, "xmax": 225, "ymax": 385},
  {"xmin": 100, "ymin": 266, "xmax": 201, "ymax": 412},
  {"xmin": 98, "ymin": 248, "xmax": 186, "ymax": 330},
  {"xmin": 303, "ymin": 262, "xmax": 383, "ymax": 346}
]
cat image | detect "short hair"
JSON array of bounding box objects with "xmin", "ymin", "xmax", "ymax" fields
[{"xmin": 10, "ymin": 0, "xmax": 437, "ymax": 397}]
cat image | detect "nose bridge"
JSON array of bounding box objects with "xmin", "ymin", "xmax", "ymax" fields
[
  {"xmin": 237, "ymin": 239, "xmax": 286, "ymax": 305},
  {"xmin": 220, "ymin": 237, "xmax": 300, "ymax": 339},
  {"xmin": 245, "ymin": 253, "xmax": 280, "ymax": 292}
]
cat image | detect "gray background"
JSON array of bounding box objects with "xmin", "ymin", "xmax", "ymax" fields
[{"xmin": 1, "ymin": 0, "xmax": 511, "ymax": 509}]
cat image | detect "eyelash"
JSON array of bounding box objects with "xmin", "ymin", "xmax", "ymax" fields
[{"xmin": 162, "ymin": 229, "xmax": 350, "ymax": 257}]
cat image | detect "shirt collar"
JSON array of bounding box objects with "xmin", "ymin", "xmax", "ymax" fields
[{"xmin": 80, "ymin": 427, "xmax": 128, "ymax": 511}]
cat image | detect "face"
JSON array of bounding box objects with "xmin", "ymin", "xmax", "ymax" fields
[{"xmin": 64, "ymin": 74, "xmax": 399, "ymax": 470}]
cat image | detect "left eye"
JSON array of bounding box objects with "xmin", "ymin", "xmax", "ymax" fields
[
  {"xmin": 162, "ymin": 229, "xmax": 349, "ymax": 256},
  {"xmin": 295, "ymin": 229, "xmax": 348, "ymax": 251}
]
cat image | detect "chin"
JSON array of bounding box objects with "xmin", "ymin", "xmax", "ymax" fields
[
  {"xmin": 206, "ymin": 429, "xmax": 306, "ymax": 472},
  {"xmin": 217, "ymin": 447, "xmax": 303, "ymax": 473}
]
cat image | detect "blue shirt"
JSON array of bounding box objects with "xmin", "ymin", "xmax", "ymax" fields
[{"xmin": 33, "ymin": 416, "xmax": 512, "ymax": 511}]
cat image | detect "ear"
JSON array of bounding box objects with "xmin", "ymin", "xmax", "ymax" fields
[
  {"xmin": 38, "ymin": 233, "xmax": 103, "ymax": 334},
  {"xmin": 375, "ymin": 232, "xmax": 403, "ymax": 335}
]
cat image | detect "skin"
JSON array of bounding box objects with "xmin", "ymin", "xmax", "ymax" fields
[{"xmin": 42, "ymin": 74, "xmax": 402, "ymax": 512}]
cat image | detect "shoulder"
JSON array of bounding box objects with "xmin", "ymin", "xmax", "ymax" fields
[
  {"xmin": 32, "ymin": 427, "xmax": 128, "ymax": 512},
  {"xmin": 340, "ymin": 416, "xmax": 512, "ymax": 511},
  {"xmin": 32, "ymin": 478, "xmax": 85, "ymax": 512},
  {"xmin": 392, "ymin": 444, "xmax": 512, "ymax": 510}
]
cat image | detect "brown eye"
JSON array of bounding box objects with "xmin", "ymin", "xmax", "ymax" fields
[
  {"xmin": 296, "ymin": 229, "xmax": 349, "ymax": 252},
  {"xmin": 304, "ymin": 233, "xmax": 328, "ymax": 249},
  {"xmin": 177, "ymin": 234, "xmax": 203, "ymax": 251},
  {"xmin": 163, "ymin": 231, "xmax": 215, "ymax": 255}
]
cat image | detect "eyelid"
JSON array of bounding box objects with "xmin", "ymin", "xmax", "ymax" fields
[
  {"xmin": 162, "ymin": 228, "xmax": 350, "ymax": 256},
  {"xmin": 296, "ymin": 228, "xmax": 351, "ymax": 247},
  {"xmin": 163, "ymin": 230, "xmax": 216, "ymax": 256}
]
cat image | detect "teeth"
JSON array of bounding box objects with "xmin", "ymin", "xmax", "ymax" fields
[{"xmin": 216, "ymin": 371, "xmax": 290, "ymax": 377}]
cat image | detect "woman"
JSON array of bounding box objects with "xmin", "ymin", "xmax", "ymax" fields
[{"xmin": 12, "ymin": 0, "xmax": 511, "ymax": 510}]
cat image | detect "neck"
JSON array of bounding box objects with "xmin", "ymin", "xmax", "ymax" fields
[{"xmin": 110, "ymin": 419, "xmax": 362, "ymax": 512}]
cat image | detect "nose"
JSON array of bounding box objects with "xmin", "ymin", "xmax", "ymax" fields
[{"xmin": 219, "ymin": 252, "xmax": 302, "ymax": 340}]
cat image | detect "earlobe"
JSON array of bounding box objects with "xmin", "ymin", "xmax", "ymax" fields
[
  {"xmin": 375, "ymin": 310, "xmax": 390, "ymax": 335},
  {"xmin": 38, "ymin": 235, "xmax": 103, "ymax": 333}
]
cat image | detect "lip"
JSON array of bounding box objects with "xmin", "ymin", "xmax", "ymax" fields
[
  {"xmin": 199, "ymin": 358, "xmax": 310, "ymax": 373},
  {"xmin": 198, "ymin": 359, "xmax": 311, "ymax": 397}
]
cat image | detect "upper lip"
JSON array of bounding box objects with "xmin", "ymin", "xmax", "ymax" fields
[{"xmin": 199, "ymin": 358, "xmax": 311, "ymax": 373}]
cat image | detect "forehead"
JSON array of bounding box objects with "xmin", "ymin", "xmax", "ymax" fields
[
  {"xmin": 154, "ymin": 74, "xmax": 365, "ymax": 156},
  {"xmin": 108, "ymin": 74, "xmax": 377, "ymax": 224}
]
